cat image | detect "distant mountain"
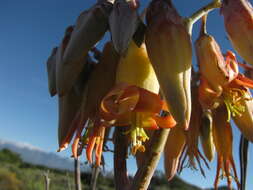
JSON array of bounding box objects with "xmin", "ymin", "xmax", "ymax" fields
[{"xmin": 0, "ymin": 139, "xmax": 76, "ymax": 171}]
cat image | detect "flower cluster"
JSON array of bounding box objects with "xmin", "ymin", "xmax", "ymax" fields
[{"xmin": 46, "ymin": 0, "xmax": 253, "ymax": 189}]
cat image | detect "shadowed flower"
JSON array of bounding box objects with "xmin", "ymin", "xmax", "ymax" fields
[
  {"xmin": 109, "ymin": 0, "xmax": 139, "ymax": 54},
  {"xmin": 58, "ymin": 42, "xmax": 119, "ymax": 166},
  {"xmin": 57, "ymin": 0, "xmax": 113, "ymax": 96}
]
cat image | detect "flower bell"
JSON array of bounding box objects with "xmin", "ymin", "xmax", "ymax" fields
[
  {"xmin": 221, "ymin": 0, "xmax": 253, "ymax": 66},
  {"xmin": 116, "ymin": 41, "xmax": 159, "ymax": 92},
  {"xmin": 101, "ymin": 41, "xmax": 176, "ymax": 154},
  {"xmin": 145, "ymin": 0, "xmax": 192, "ymax": 130},
  {"xmin": 101, "ymin": 83, "xmax": 176, "ymax": 154}
]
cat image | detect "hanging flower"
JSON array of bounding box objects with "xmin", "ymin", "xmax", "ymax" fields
[
  {"xmin": 221, "ymin": 0, "xmax": 253, "ymax": 66},
  {"xmin": 195, "ymin": 16, "xmax": 238, "ymax": 96},
  {"xmin": 100, "ymin": 41, "xmax": 176, "ymax": 155},
  {"xmin": 58, "ymin": 42, "xmax": 119, "ymax": 166},
  {"xmin": 145, "ymin": 0, "xmax": 192, "ymax": 130}
]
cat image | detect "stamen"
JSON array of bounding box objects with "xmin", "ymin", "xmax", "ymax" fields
[
  {"xmin": 223, "ymin": 88, "xmax": 247, "ymax": 121},
  {"xmin": 129, "ymin": 113, "xmax": 150, "ymax": 155}
]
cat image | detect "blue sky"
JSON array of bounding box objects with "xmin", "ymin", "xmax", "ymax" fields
[{"xmin": 0, "ymin": 0, "xmax": 253, "ymax": 189}]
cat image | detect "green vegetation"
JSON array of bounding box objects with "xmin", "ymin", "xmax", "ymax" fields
[{"xmin": 0, "ymin": 149, "xmax": 230, "ymax": 190}]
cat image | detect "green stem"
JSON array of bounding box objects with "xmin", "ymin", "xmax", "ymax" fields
[
  {"xmin": 129, "ymin": 129, "xmax": 170, "ymax": 190},
  {"xmin": 184, "ymin": 0, "xmax": 221, "ymax": 35}
]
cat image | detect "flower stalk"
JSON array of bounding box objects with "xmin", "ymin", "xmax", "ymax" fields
[
  {"xmin": 184, "ymin": 0, "xmax": 221, "ymax": 35},
  {"xmin": 114, "ymin": 127, "xmax": 130, "ymax": 190}
]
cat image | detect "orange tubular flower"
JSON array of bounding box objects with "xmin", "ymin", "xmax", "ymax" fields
[
  {"xmin": 109, "ymin": 0, "xmax": 139, "ymax": 54},
  {"xmin": 85, "ymin": 124, "xmax": 105, "ymax": 166},
  {"xmin": 212, "ymin": 104, "xmax": 239, "ymax": 190},
  {"xmin": 100, "ymin": 41, "xmax": 176, "ymax": 155},
  {"xmin": 179, "ymin": 86, "xmax": 209, "ymax": 177},
  {"xmin": 221, "ymin": 0, "xmax": 253, "ymax": 66},
  {"xmin": 164, "ymin": 126, "xmax": 186, "ymax": 181},
  {"xmin": 195, "ymin": 17, "xmax": 238, "ymax": 96},
  {"xmin": 58, "ymin": 42, "xmax": 119, "ymax": 166},
  {"xmin": 100, "ymin": 83, "xmax": 176, "ymax": 155}
]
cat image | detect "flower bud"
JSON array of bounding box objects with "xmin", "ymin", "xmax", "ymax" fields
[
  {"xmin": 109, "ymin": 0, "xmax": 139, "ymax": 54},
  {"xmin": 199, "ymin": 110, "xmax": 215, "ymax": 162},
  {"xmin": 145, "ymin": 0, "xmax": 192, "ymax": 129}
]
